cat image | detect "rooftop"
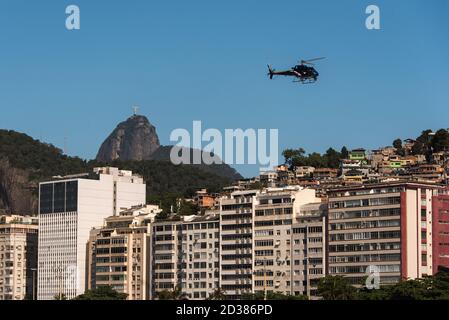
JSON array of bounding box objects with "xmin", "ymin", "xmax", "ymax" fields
[
  {"xmin": 328, "ymin": 180, "xmax": 448, "ymax": 193},
  {"xmin": 0, "ymin": 215, "xmax": 38, "ymax": 225}
]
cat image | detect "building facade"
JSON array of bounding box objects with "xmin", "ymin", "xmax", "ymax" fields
[
  {"xmin": 0, "ymin": 215, "xmax": 38, "ymax": 300},
  {"xmin": 219, "ymin": 190, "xmax": 258, "ymax": 299},
  {"xmin": 152, "ymin": 214, "xmax": 220, "ymax": 299},
  {"xmin": 252, "ymin": 187, "xmax": 325, "ymax": 299},
  {"xmin": 86, "ymin": 205, "xmax": 159, "ymax": 300},
  {"xmin": 37, "ymin": 167, "xmax": 146, "ymax": 300},
  {"xmin": 218, "ymin": 187, "xmax": 326, "ymax": 299},
  {"xmin": 432, "ymin": 194, "xmax": 449, "ymax": 270},
  {"xmin": 291, "ymin": 202, "xmax": 327, "ymax": 298},
  {"xmin": 327, "ymin": 182, "xmax": 449, "ymax": 285}
]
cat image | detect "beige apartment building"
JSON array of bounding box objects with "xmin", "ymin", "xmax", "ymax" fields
[
  {"xmin": 327, "ymin": 182, "xmax": 449, "ymax": 285},
  {"xmin": 252, "ymin": 187, "xmax": 324, "ymax": 298},
  {"xmin": 86, "ymin": 205, "xmax": 160, "ymax": 300},
  {"xmin": 0, "ymin": 215, "xmax": 38, "ymax": 300},
  {"xmin": 152, "ymin": 214, "xmax": 220, "ymax": 299}
]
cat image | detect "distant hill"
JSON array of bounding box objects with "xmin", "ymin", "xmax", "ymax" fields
[
  {"xmin": 96, "ymin": 115, "xmax": 160, "ymax": 162},
  {"xmin": 95, "ymin": 115, "xmax": 242, "ymax": 181},
  {"xmin": 0, "ymin": 130, "xmax": 87, "ymax": 214},
  {"xmin": 150, "ymin": 145, "xmax": 243, "ymax": 181},
  {"xmin": 0, "ymin": 129, "xmax": 239, "ymax": 215}
]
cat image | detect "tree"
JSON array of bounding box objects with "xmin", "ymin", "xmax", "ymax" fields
[
  {"xmin": 178, "ymin": 200, "xmax": 199, "ymax": 215},
  {"xmin": 241, "ymin": 291, "xmax": 265, "ymax": 300},
  {"xmin": 356, "ymin": 286, "xmax": 391, "ymax": 300},
  {"xmin": 266, "ymin": 292, "xmax": 308, "ymax": 300},
  {"xmin": 387, "ymin": 278, "xmax": 430, "ymax": 300},
  {"xmin": 157, "ymin": 286, "xmax": 187, "ymax": 300},
  {"xmin": 393, "ymin": 138, "xmax": 403, "ymax": 150},
  {"xmin": 241, "ymin": 291, "xmax": 308, "ymax": 300},
  {"xmin": 306, "ymin": 152, "xmax": 326, "ymax": 168},
  {"xmin": 412, "ymin": 129, "xmax": 434, "ymax": 160},
  {"xmin": 355, "ymin": 268, "xmax": 449, "ymax": 300},
  {"xmin": 282, "ymin": 148, "xmax": 306, "ymax": 169},
  {"xmin": 324, "ymin": 148, "xmax": 342, "ymax": 169},
  {"xmin": 282, "ymin": 147, "xmax": 342, "ymax": 170},
  {"xmin": 249, "ymin": 181, "xmax": 264, "ymax": 190},
  {"xmin": 411, "ymin": 140, "xmax": 425, "ymax": 156},
  {"xmin": 53, "ymin": 293, "xmax": 67, "ymax": 300},
  {"xmin": 430, "ymin": 268, "xmax": 449, "ymax": 299},
  {"xmin": 431, "ymin": 129, "xmax": 449, "ymax": 153},
  {"xmin": 157, "ymin": 290, "xmax": 174, "ymax": 300},
  {"xmin": 207, "ymin": 288, "xmax": 226, "ymax": 300},
  {"xmin": 393, "ymin": 139, "xmax": 405, "ymax": 156},
  {"xmin": 340, "ymin": 146, "xmax": 349, "ymax": 159},
  {"xmin": 73, "ymin": 286, "xmax": 127, "ymax": 300},
  {"xmin": 317, "ymin": 275, "xmax": 357, "ymax": 300}
]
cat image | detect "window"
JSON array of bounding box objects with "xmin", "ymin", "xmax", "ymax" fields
[
  {"xmin": 255, "ymin": 240, "xmax": 273, "ymax": 247},
  {"xmin": 255, "ymin": 230, "xmax": 273, "ymax": 237},
  {"xmin": 96, "ymin": 248, "xmax": 110, "ymax": 255},
  {"xmin": 111, "ymin": 247, "xmax": 127, "ymax": 254}
]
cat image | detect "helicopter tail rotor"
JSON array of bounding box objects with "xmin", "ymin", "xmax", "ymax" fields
[{"xmin": 267, "ymin": 65, "xmax": 274, "ymax": 79}]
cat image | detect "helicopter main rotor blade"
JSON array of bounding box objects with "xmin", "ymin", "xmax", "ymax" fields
[
  {"xmin": 302, "ymin": 57, "xmax": 326, "ymax": 64},
  {"xmin": 301, "ymin": 60, "xmax": 314, "ymax": 66}
]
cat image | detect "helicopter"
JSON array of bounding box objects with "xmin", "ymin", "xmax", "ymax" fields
[{"xmin": 267, "ymin": 57, "xmax": 325, "ymax": 84}]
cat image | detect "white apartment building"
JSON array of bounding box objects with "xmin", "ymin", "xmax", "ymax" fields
[
  {"xmin": 217, "ymin": 187, "xmax": 326, "ymax": 299},
  {"xmin": 37, "ymin": 167, "xmax": 146, "ymax": 300},
  {"xmin": 219, "ymin": 190, "xmax": 258, "ymax": 299},
  {"xmin": 291, "ymin": 202, "xmax": 327, "ymax": 298},
  {"xmin": 152, "ymin": 214, "xmax": 220, "ymax": 300}
]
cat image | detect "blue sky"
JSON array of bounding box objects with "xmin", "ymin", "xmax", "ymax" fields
[{"xmin": 1, "ymin": 0, "xmax": 448, "ymax": 177}]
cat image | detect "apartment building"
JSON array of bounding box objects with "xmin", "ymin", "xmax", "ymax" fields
[
  {"xmin": 193, "ymin": 189, "xmax": 217, "ymax": 209},
  {"xmin": 152, "ymin": 214, "xmax": 220, "ymax": 299},
  {"xmin": 252, "ymin": 187, "xmax": 318, "ymax": 295},
  {"xmin": 252, "ymin": 187, "xmax": 325, "ymax": 299},
  {"xmin": 179, "ymin": 215, "xmax": 219, "ymax": 299},
  {"xmin": 86, "ymin": 205, "xmax": 160, "ymax": 300},
  {"xmin": 327, "ymin": 182, "xmax": 449, "ymax": 286},
  {"xmin": 0, "ymin": 215, "xmax": 38, "ymax": 300},
  {"xmin": 37, "ymin": 167, "xmax": 146, "ymax": 300},
  {"xmin": 313, "ymin": 168, "xmax": 338, "ymax": 180},
  {"xmin": 431, "ymin": 194, "xmax": 449, "ymax": 270},
  {"xmin": 152, "ymin": 218, "xmax": 182, "ymax": 296},
  {"xmin": 259, "ymin": 171, "xmax": 278, "ymax": 187},
  {"xmin": 219, "ymin": 190, "xmax": 258, "ymax": 299},
  {"xmin": 291, "ymin": 202, "xmax": 327, "ymax": 298},
  {"xmin": 295, "ymin": 166, "xmax": 315, "ymax": 178}
]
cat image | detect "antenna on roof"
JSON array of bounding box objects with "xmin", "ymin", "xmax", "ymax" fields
[{"xmin": 132, "ymin": 105, "xmax": 139, "ymax": 116}]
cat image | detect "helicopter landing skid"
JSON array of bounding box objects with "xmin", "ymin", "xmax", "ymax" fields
[{"xmin": 293, "ymin": 78, "xmax": 317, "ymax": 84}]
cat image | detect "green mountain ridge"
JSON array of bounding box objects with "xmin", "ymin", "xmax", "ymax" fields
[{"xmin": 0, "ymin": 129, "xmax": 239, "ymax": 215}]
